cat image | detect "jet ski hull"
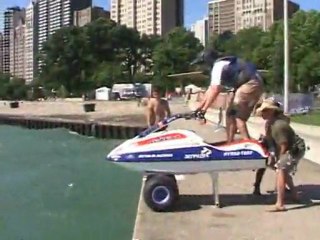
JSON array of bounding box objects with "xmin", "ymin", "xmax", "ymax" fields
[
  {"xmin": 107, "ymin": 129, "xmax": 269, "ymax": 174},
  {"xmin": 112, "ymin": 159, "xmax": 266, "ymax": 174},
  {"xmin": 106, "ymin": 113, "xmax": 270, "ymax": 212}
]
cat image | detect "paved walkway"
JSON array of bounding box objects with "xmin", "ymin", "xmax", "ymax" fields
[{"xmin": 133, "ymin": 104, "xmax": 320, "ymax": 240}]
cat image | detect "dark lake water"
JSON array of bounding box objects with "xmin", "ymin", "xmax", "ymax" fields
[{"xmin": 0, "ymin": 126, "xmax": 141, "ymax": 240}]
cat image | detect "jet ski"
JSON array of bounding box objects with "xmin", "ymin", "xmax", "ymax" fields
[{"xmin": 106, "ymin": 112, "xmax": 269, "ymax": 212}]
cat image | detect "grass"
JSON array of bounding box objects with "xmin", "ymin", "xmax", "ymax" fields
[{"xmin": 291, "ymin": 110, "xmax": 320, "ymax": 126}]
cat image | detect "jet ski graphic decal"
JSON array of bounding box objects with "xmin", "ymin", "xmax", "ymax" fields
[{"xmin": 136, "ymin": 133, "xmax": 187, "ymax": 146}]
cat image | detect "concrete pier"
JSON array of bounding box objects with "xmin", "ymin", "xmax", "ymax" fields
[{"xmin": 132, "ymin": 111, "xmax": 320, "ymax": 240}]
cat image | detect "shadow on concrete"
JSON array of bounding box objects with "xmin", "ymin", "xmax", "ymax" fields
[
  {"xmin": 284, "ymin": 184, "xmax": 320, "ymax": 211},
  {"xmin": 171, "ymin": 194, "xmax": 273, "ymax": 212},
  {"xmin": 296, "ymin": 184, "xmax": 320, "ymax": 200},
  {"xmin": 171, "ymin": 185, "xmax": 320, "ymax": 212},
  {"xmin": 171, "ymin": 195, "xmax": 213, "ymax": 212}
]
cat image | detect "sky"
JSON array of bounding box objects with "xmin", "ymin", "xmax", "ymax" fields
[{"xmin": 1, "ymin": 0, "xmax": 320, "ymax": 29}]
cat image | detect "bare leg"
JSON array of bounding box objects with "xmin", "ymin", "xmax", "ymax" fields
[
  {"xmin": 285, "ymin": 173, "xmax": 299, "ymax": 201},
  {"xmin": 235, "ymin": 118, "xmax": 250, "ymax": 140},
  {"xmin": 226, "ymin": 115, "xmax": 236, "ymax": 143},
  {"xmin": 253, "ymin": 168, "xmax": 266, "ymax": 195},
  {"xmin": 275, "ymin": 169, "xmax": 286, "ymax": 209},
  {"xmin": 225, "ymin": 93, "xmax": 236, "ymax": 143}
]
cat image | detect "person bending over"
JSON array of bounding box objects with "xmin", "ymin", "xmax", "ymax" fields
[
  {"xmin": 253, "ymin": 99, "xmax": 292, "ymax": 195},
  {"xmin": 191, "ymin": 49, "xmax": 264, "ymax": 143},
  {"xmin": 255, "ymin": 99, "xmax": 305, "ymax": 212}
]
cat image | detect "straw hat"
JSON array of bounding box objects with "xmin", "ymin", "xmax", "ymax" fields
[{"xmin": 256, "ymin": 98, "xmax": 282, "ymax": 116}]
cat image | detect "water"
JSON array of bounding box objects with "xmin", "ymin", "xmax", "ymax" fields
[{"xmin": 0, "ymin": 126, "xmax": 142, "ymax": 240}]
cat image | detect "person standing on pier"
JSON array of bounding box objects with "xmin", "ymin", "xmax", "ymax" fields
[
  {"xmin": 191, "ymin": 49, "xmax": 264, "ymax": 143},
  {"xmin": 146, "ymin": 86, "xmax": 171, "ymax": 127}
]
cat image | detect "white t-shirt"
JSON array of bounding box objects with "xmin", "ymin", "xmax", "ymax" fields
[{"xmin": 210, "ymin": 60, "xmax": 231, "ymax": 86}]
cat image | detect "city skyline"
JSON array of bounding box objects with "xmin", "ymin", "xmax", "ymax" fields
[{"xmin": 1, "ymin": 0, "xmax": 320, "ymax": 30}]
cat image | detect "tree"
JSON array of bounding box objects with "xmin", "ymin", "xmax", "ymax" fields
[
  {"xmin": 39, "ymin": 26, "xmax": 89, "ymax": 94},
  {"xmin": 138, "ymin": 34, "xmax": 162, "ymax": 74},
  {"xmin": 92, "ymin": 62, "xmax": 123, "ymax": 87},
  {"xmin": 36, "ymin": 10, "xmax": 320, "ymax": 95},
  {"xmin": 208, "ymin": 31, "xmax": 235, "ymax": 53},
  {"xmin": 152, "ymin": 27, "xmax": 203, "ymax": 90}
]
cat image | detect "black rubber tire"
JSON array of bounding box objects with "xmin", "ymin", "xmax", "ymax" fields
[
  {"xmin": 143, "ymin": 174, "xmax": 179, "ymax": 212},
  {"xmin": 166, "ymin": 174, "xmax": 177, "ymax": 183},
  {"xmin": 145, "ymin": 173, "xmax": 177, "ymax": 184}
]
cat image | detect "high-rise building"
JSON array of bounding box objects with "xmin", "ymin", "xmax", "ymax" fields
[
  {"xmin": 73, "ymin": 6, "xmax": 110, "ymax": 27},
  {"xmin": 0, "ymin": 32, "xmax": 3, "ymax": 72},
  {"xmin": 208, "ymin": 0, "xmax": 235, "ymax": 35},
  {"xmin": 49, "ymin": 0, "xmax": 92, "ymax": 34},
  {"xmin": 3, "ymin": 7, "xmax": 25, "ymax": 75},
  {"xmin": 0, "ymin": 11, "xmax": 4, "ymax": 33},
  {"xmin": 207, "ymin": 0, "xmax": 299, "ymax": 35},
  {"xmin": 38, "ymin": 0, "xmax": 49, "ymax": 56},
  {"xmin": 235, "ymin": 0, "xmax": 299, "ymax": 32},
  {"xmin": 37, "ymin": 0, "xmax": 92, "ymax": 69},
  {"xmin": 13, "ymin": 20, "xmax": 26, "ymax": 79},
  {"xmin": 25, "ymin": 0, "xmax": 39, "ymax": 84},
  {"xmin": 9, "ymin": 9, "xmax": 26, "ymax": 77},
  {"xmin": 191, "ymin": 17, "xmax": 208, "ymax": 47},
  {"xmin": 110, "ymin": 0, "xmax": 184, "ymax": 36}
]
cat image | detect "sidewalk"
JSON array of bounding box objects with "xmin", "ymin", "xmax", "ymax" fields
[
  {"xmin": 132, "ymin": 101, "xmax": 320, "ymax": 240},
  {"xmin": 133, "ymin": 160, "xmax": 320, "ymax": 240}
]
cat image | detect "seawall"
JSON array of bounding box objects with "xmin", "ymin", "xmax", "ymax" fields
[{"xmin": 0, "ymin": 114, "xmax": 146, "ymax": 140}]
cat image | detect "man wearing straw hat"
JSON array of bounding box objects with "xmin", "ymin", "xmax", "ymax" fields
[{"xmin": 255, "ymin": 98, "xmax": 305, "ymax": 212}]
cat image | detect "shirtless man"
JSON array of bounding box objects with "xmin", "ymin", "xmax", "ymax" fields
[{"xmin": 146, "ymin": 86, "xmax": 171, "ymax": 127}]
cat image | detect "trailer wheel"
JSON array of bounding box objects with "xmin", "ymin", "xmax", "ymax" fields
[
  {"xmin": 145, "ymin": 173, "xmax": 177, "ymax": 184},
  {"xmin": 143, "ymin": 174, "xmax": 179, "ymax": 212}
]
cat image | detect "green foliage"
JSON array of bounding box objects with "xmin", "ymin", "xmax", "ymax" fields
[
  {"xmin": 57, "ymin": 85, "xmax": 69, "ymax": 98},
  {"xmin": 208, "ymin": 10, "xmax": 320, "ymax": 93},
  {"xmin": 152, "ymin": 27, "xmax": 203, "ymax": 90},
  {"xmin": 0, "ymin": 73, "xmax": 28, "ymax": 100},
  {"xmin": 34, "ymin": 10, "xmax": 320, "ymax": 96},
  {"xmin": 38, "ymin": 21, "xmax": 202, "ymax": 94},
  {"xmin": 291, "ymin": 110, "xmax": 320, "ymax": 126},
  {"xmin": 92, "ymin": 62, "xmax": 123, "ymax": 88}
]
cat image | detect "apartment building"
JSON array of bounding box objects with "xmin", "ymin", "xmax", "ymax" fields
[
  {"xmin": 2, "ymin": 7, "xmax": 25, "ymax": 75},
  {"xmin": 38, "ymin": 0, "xmax": 92, "ymax": 68},
  {"xmin": 13, "ymin": 21, "xmax": 26, "ymax": 79},
  {"xmin": 73, "ymin": 6, "xmax": 110, "ymax": 27},
  {"xmin": 207, "ymin": 0, "xmax": 299, "ymax": 35},
  {"xmin": 0, "ymin": 11, "xmax": 3, "ymax": 73},
  {"xmin": 235, "ymin": 0, "xmax": 299, "ymax": 32},
  {"xmin": 25, "ymin": 0, "xmax": 39, "ymax": 83},
  {"xmin": 9, "ymin": 9, "xmax": 26, "ymax": 77},
  {"xmin": 38, "ymin": 0, "xmax": 49, "ymax": 55},
  {"xmin": 0, "ymin": 32, "xmax": 3, "ymax": 72},
  {"xmin": 110, "ymin": 0, "xmax": 184, "ymax": 36},
  {"xmin": 208, "ymin": 0, "xmax": 235, "ymax": 35},
  {"xmin": 191, "ymin": 17, "xmax": 208, "ymax": 47}
]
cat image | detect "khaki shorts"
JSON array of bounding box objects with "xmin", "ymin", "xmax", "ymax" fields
[
  {"xmin": 228, "ymin": 77, "xmax": 263, "ymax": 121},
  {"xmin": 275, "ymin": 152, "xmax": 303, "ymax": 175}
]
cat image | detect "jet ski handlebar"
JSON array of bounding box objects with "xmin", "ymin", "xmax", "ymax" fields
[{"xmin": 138, "ymin": 111, "xmax": 206, "ymax": 138}]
